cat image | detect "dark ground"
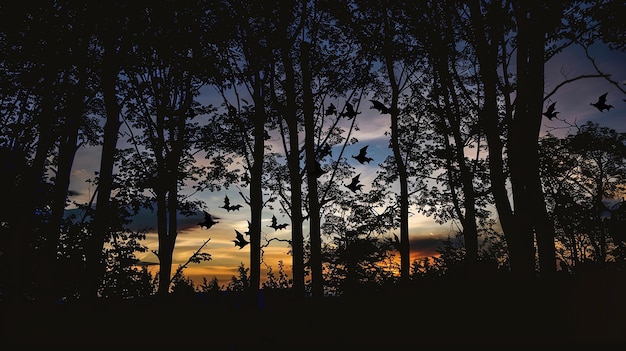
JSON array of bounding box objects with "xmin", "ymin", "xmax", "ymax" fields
[{"xmin": 2, "ymin": 273, "xmax": 626, "ymax": 349}]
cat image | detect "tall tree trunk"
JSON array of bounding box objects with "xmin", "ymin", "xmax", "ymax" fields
[
  {"xmin": 511, "ymin": 1, "xmax": 556, "ymax": 278},
  {"xmin": 156, "ymin": 188, "xmax": 170, "ymax": 296},
  {"xmin": 44, "ymin": 77, "xmax": 87, "ymax": 301},
  {"xmin": 280, "ymin": 45, "xmax": 305, "ymax": 298},
  {"xmin": 9, "ymin": 84, "xmax": 56, "ymax": 303},
  {"xmin": 249, "ymin": 72, "xmax": 266, "ymax": 300},
  {"xmin": 443, "ymin": 76, "xmax": 481, "ymax": 272},
  {"xmin": 164, "ymin": 178, "xmax": 179, "ymax": 291},
  {"xmin": 382, "ymin": 16, "xmax": 410, "ymax": 283},
  {"xmin": 427, "ymin": 8, "xmax": 482, "ymax": 272},
  {"xmin": 302, "ymin": 41, "xmax": 324, "ymax": 299},
  {"xmin": 155, "ymin": 82, "xmax": 192, "ymax": 297},
  {"xmin": 85, "ymin": 46, "xmax": 121, "ymax": 301},
  {"xmin": 384, "ymin": 61, "xmax": 410, "ymax": 283},
  {"xmin": 467, "ymin": 0, "xmax": 519, "ymax": 273}
]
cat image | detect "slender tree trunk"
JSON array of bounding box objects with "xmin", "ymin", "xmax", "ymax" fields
[
  {"xmin": 44, "ymin": 78, "xmax": 86, "ymax": 301},
  {"xmin": 280, "ymin": 45, "xmax": 305, "ymax": 298},
  {"xmin": 511, "ymin": 1, "xmax": 556, "ymax": 278},
  {"xmin": 384, "ymin": 53, "xmax": 410, "ymax": 283},
  {"xmin": 85, "ymin": 46, "xmax": 122, "ymax": 301},
  {"xmin": 381, "ymin": 11, "xmax": 410, "ymax": 282},
  {"xmin": 165, "ymin": 179, "xmax": 179, "ymax": 290},
  {"xmin": 302, "ymin": 41, "xmax": 324, "ymax": 299},
  {"xmin": 467, "ymin": 0, "xmax": 519, "ymax": 273},
  {"xmin": 249, "ymin": 73, "xmax": 266, "ymax": 300},
  {"xmin": 155, "ymin": 83, "xmax": 192, "ymax": 297},
  {"xmin": 429, "ymin": 22, "xmax": 481, "ymax": 272},
  {"xmin": 156, "ymin": 188, "xmax": 170, "ymax": 296},
  {"xmin": 10, "ymin": 85, "xmax": 56, "ymax": 303}
]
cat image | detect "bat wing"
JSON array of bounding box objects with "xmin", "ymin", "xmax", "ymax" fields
[
  {"xmin": 359, "ymin": 146, "xmax": 368, "ymax": 157},
  {"xmin": 235, "ymin": 230, "xmax": 245, "ymax": 241},
  {"xmin": 599, "ymin": 92, "xmax": 608, "ymax": 103}
]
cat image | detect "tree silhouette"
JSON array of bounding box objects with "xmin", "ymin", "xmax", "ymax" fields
[
  {"xmin": 417, "ymin": 1, "xmax": 490, "ymax": 277},
  {"xmin": 85, "ymin": 1, "xmax": 137, "ymax": 302},
  {"xmin": 3, "ymin": 6, "xmax": 626, "ymax": 347},
  {"xmin": 215, "ymin": 1, "xmax": 277, "ymax": 300},
  {"xmin": 541, "ymin": 122, "xmax": 626, "ymax": 270},
  {"xmin": 119, "ymin": 2, "xmax": 212, "ymax": 296}
]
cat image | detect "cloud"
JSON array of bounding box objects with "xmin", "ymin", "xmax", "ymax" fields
[{"xmin": 409, "ymin": 236, "xmax": 447, "ymax": 259}]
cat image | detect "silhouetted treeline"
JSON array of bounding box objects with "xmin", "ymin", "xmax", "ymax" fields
[{"xmin": 1, "ymin": 0, "xmax": 625, "ymax": 314}]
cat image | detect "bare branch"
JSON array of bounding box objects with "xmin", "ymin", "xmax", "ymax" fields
[{"xmin": 544, "ymin": 74, "xmax": 609, "ymax": 101}]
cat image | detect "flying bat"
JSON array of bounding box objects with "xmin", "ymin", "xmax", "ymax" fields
[
  {"xmin": 325, "ymin": 103, "xmax": 337, "ymax": 116},
  {"xmin": 542, "ymin": 101, "xmax": 559, "ymax": 120},
  {"xmin": 233, "ymin": 229, "xmax": 249, "ymax": 249},
  {"xmin": 228, "ymin": 204, "xmax": 243, "ymax": 211},
  {"xmin": 345, "ymin": 174, "xmax": 363, "ymax": 193},
  {"xmin": 339, "ymin": 102, "xmax": 360, "ymax": 119},
  {"xmin": 220, "ymin": 195, "xmax": 243, "ymax": 212},
  {"xmin": 220, "ymin": 195, "xmax": 232, "ymax": 211},
  {"xmin": 317, "ymin": 144, "xmax": 332, "ymax": 159},
  {"xmin": 199, "ymin": 211, "xmax": 219, "ymax": 230},
  {"xmin": 352, "ymin": 145, "xmax": 373, "ymax": 164},
  {"xmin": 308, "ymin": 160, "xmax": 327, "ymax": 178},
  {"xmin": 268, "ymin": 215, "xmax": 289, "ymax": 231},
  {"xmin": 590, "ymin": 92, "xmax": 614, "ymax": 112},
  {"xmin": 369, "ymin": 99, "xmax": 391, "ymax": 114},
  {"xmin": 244, "ymin": 220, "xmax": 251, "ymax": 236}
]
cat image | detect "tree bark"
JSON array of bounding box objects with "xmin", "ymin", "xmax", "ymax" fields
[
  {"xmin": 85, "ymin": 44, "xmax": 122, "ymax": 301},
  {"xmin": 467, "ymin": 0, "xmax": 519, "ymax": 273},
  {"xmin": 383, "ymin": 17, "xmax": 410, "ymax": 284},
  {"xmin": 280, "ymin": 41, "xmax": 305, "ymax": 298},
  {"xmin": 302, "ymin": 41, "xmax": 324, "ymax": 299}
]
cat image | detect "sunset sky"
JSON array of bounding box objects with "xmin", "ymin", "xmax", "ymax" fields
[{"xmin": 67, "ymin": 40, "xmax": 626, "ymax": 288}]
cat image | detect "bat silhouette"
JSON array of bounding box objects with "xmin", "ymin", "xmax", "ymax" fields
[
  {"xmin": 245, "ymin": 220, "xmax": 251, "ymax": 236},
  {"xmin": 268, "ymin": 215, "xmax": 289, "ymax": 231},
  {"xmin": 220, "ymin": 195, "xmax": 243, "ymax": 212},
  {"xmin": 325, "ymin": 103, "xmax": 337, "ymax": 116},
  {"xmin": 352, "ymin": 145, "xmax": 373, "ymax": 164},
  {"xmin": 220, "ymin": 195, "xmax": 232, "ymax": 211},
  {"xmin": 339, "ymin": 102, "xmax": 360, "ymax": 119},
  {"xmin": 228, "ymin": 204, "xmax": 243, "ymax": 211},
  {"xmin": 199, "ymin": 211, "xmax": 219, "ymax": 230},
  {"xmin": 309, "ymin": 160, "xmax": 327, "ymax": 178},
  {"xmin": 590, "ymin": 92, "xmax": 614, "ymax": 112},
  {"xmin": 369, "ymin": 99, "xmax": 391, "ymax": 114},
  {"xmin": 542, "ymin": 101, "xmax": 559, "ymax": 120},
  {"xmin": 233, "ymin": 229, "xmax": 249, "ymax": 249},
  {"xmin": 345, "ymin": 174, "xmax": 363, "ymax": 193},
  {"xmin": 317, "ymin": 144, "xmax": 332, "ymax": 159}
]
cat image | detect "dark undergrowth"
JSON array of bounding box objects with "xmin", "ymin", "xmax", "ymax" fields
[{"xmin": 2, "ymin": 273, "xmax": 626, "ymax": 349}]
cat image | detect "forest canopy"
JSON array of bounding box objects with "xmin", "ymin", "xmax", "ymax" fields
[{"xmin": 0, "ymin": 0, "xmax": 625, "ymax": 306}]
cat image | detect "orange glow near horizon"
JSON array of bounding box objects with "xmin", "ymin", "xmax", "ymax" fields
[{"xmin": 133, "ymin": 206, "xmax": 451, "ymax": 289}]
